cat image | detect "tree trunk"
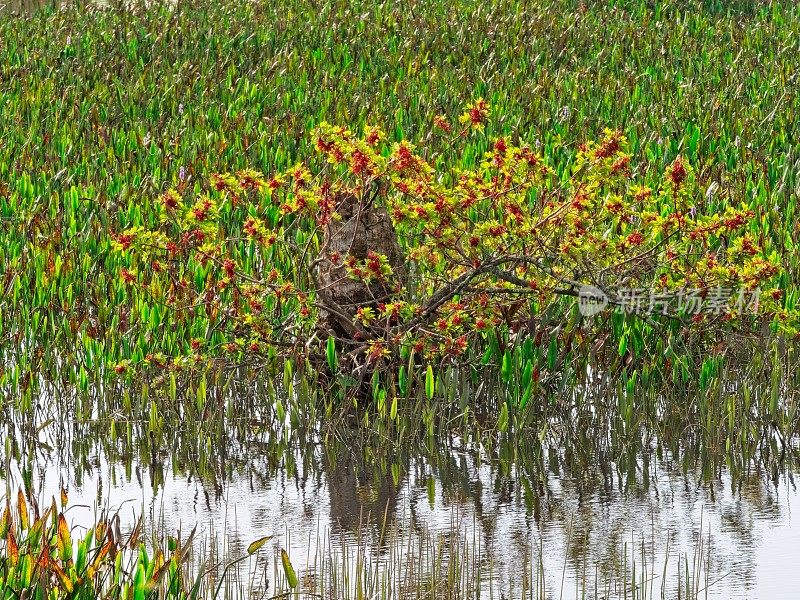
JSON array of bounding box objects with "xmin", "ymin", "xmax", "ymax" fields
[{"xmin": 314, "ymin": 194, "xmax": 406, "ymax": 338}]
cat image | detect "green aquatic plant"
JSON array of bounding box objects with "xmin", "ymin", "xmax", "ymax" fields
[
  {"xmin": 0, "ymin": 488, "xmax": 195, "ymax": 598},
  {"xmin": 108, "ymin": 113, "xmax": 791, "ymax": 401},
  {"xmin": 0, "ymin": 0, "xmax": 798, "ymax": 406}
]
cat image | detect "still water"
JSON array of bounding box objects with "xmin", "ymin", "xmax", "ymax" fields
[{"xmin": 11, "ymin": 423, "xmax": 799, "ymax": 599}]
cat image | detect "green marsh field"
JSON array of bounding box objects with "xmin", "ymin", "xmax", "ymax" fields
[{"xmin": 1, "ymin": 0, "xmax": 799, "ymax": 598}]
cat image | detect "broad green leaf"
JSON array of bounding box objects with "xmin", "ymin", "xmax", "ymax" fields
[{"xmin": 281, "ymin": 549, "xmax": 298, "ymax": 589}]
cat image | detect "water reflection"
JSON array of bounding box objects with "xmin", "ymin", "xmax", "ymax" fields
[{"xmin": 3, "ymin": 409, "xmax": 798, "ymax": 599}]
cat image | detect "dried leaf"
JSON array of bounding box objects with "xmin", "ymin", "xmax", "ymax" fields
[{"xmin": 127, "ymin": 517, "xmax": 141, "ymax": 549}]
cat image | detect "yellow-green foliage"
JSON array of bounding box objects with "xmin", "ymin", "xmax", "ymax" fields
[{"xmin": 0, "ymin": 489, "xmax": 192, "ymax": 599}]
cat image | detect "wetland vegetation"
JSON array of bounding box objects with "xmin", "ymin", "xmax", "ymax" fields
[{"xmin": 1, "ymin": 0, "xmax": 800, "ymax": 597}]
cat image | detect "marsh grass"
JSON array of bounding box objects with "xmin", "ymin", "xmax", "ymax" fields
[
  {"xmin": 1, "ymin": 0, "xmax": 799, "ymax": 595},
  {"xmin": 1, "ymin": 0, "xmax": 799, "ymax": 400}
]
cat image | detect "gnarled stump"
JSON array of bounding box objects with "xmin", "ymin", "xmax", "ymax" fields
[{"xmin": 314, "ymin": 194, "xmax": 406, "ymax": 337}]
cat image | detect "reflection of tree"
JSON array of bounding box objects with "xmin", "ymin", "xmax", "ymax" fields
[
  {"xmin": 322, "ymin": 432, "xmax": 404, "ymax": 535},
  {"xmin": 7, "ymin": 379, "xmax": 799, "ymax": 598}
]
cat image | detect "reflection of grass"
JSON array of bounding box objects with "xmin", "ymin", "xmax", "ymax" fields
[
  {"xmin": 1, "ymin": 0, "xmax": 799, "ymax": 396},
  {"xmin": 0, "ymin": 466, "xmax": 742, "ymax": 599},
  {"xmin": 6, "ymin": 369, "xmax": 799, "ymax": 520},
  {"xmin": 0, "ymin": 499, "xmax": 720, "ymax": 600},
  {"xmin": 257, "ymin": 514, "xmax": 717, "ymax": 600},
  {"xmin": 0, "ymin": 417, "xmax": 761, "ymax": 599}
]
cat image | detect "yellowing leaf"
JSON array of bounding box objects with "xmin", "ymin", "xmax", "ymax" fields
[
  {"xmin": 93, "ymin": 539, "xmax": 113, "ymax": 569},
  {"xmin": 57, "ymin": 513, "xmax": 73, "ymax": 561},
  {"xmin": 8, "ymin": 530, "xmax": 19, "ymax": 566},
  {"xmin": 37, "ymin": 541, "xmax": 52, "ymax": 570},
  {"xmin": 95, "ymin": 520, "xmax": 106, "ymax": 543},
  {"xmin": 51, "ymin": 559, "xmax": 75, "ymax": 593},
  {"xmin": 0, "ymin": 501, "xmax": 10, "ymax": 538},
  {"xmin": 17, "ymin": 489, "xmax": 29, "ymax": 531},
  {"xmin": 87, "ymin": 539, "xmax": 113, "ymax": 579},
  {"xmin": 247, "ymin": 535, "xmax": 273, "ymax": 555}
]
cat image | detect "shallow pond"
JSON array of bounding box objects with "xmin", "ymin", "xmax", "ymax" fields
[{"xmin": 9, "ymin": 422, "xmax": 799, "ymax": 599}]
